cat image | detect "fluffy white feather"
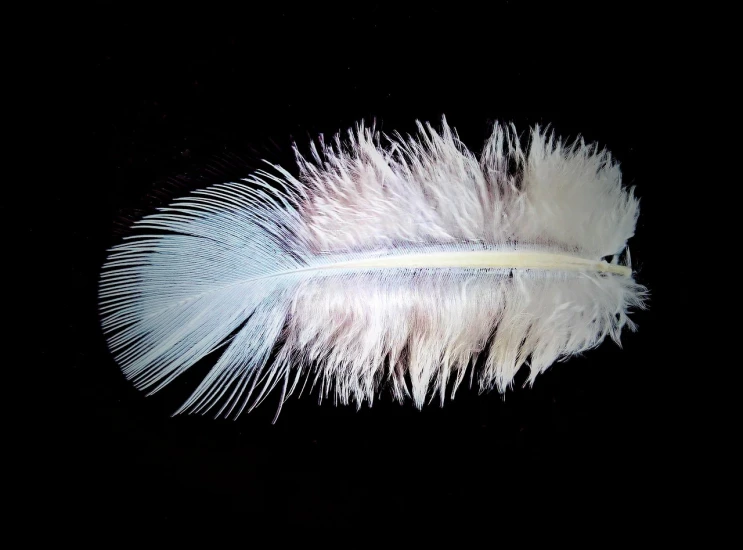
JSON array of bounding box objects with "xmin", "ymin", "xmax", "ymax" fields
[{"xmin": 99, "ymin": 118, "xmax": 646, "ymax": 419}]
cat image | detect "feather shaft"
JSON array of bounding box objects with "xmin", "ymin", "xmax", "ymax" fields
[{"xmin": 309, "ymin": 251, "xmax": 631, "ymax": 276}]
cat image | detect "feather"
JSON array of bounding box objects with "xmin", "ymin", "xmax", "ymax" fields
[{"xmin": 99, "ymin": 117, "xmax": 647, "ymax": 419}]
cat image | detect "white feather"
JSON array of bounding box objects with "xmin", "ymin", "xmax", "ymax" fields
[{"xmin": 99, "ymin": 118, "xmax": 647, "ymax": 419}]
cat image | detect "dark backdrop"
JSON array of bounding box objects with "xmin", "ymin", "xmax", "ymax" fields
[{"xmin": 53, "ymin": 4, "xmax": 666, "ymax": 530}]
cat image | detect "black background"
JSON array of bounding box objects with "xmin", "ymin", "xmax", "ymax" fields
[{"xmin": 52, "ymin": 4, "xmax": 669, "ymax": 529}]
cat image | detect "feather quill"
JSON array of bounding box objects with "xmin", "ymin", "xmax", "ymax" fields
[{"xmin": 99, "ymin": 118, "xmax": 646, "ymax": 419}]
